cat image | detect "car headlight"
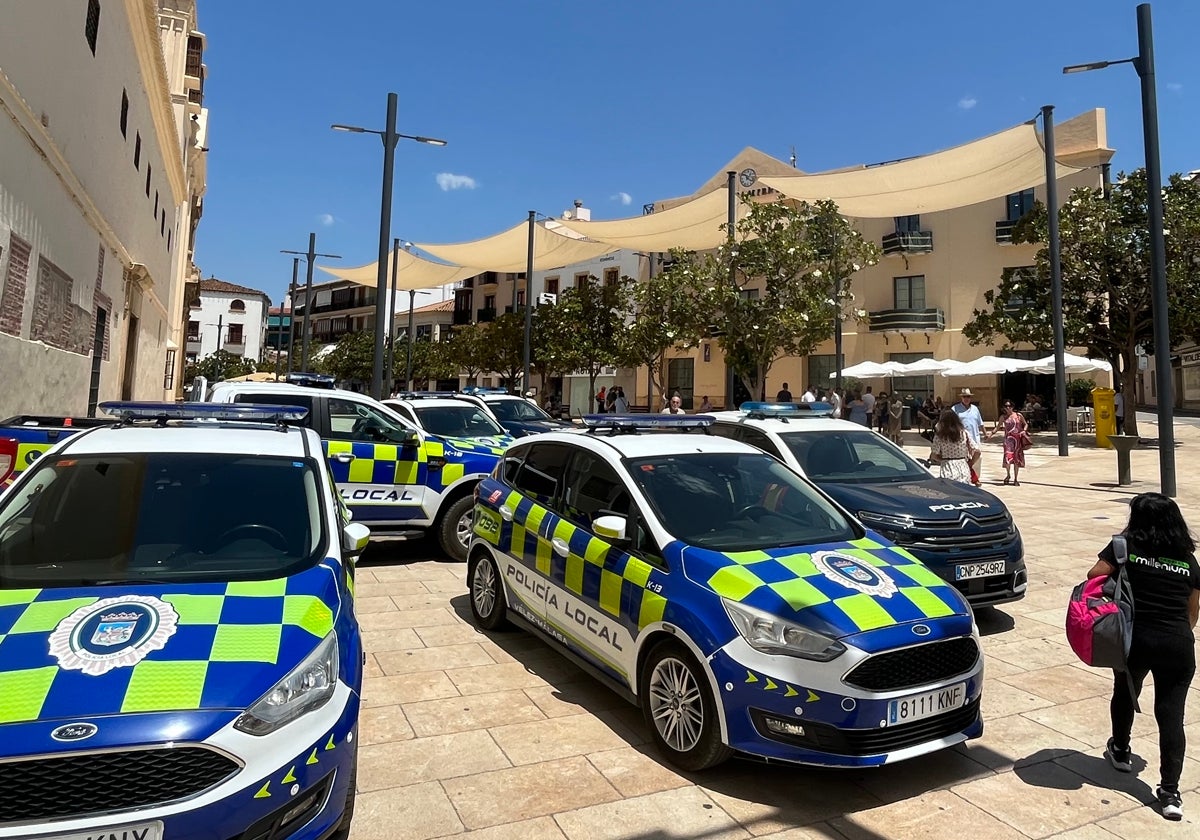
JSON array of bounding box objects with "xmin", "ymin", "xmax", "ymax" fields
[
  {"xmin": 235, "ymin": 633, "xmax": 338, "ymax": 735},
  {"xmin": 722, "ymin": 599, "xmax": 845, "ymax": 661},
  {"xmin": 857, "ymin": 511, "xmax": 914, "ymax": 530}
]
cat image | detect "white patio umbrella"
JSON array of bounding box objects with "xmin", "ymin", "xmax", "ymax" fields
[
  {"xmin": 938, "ymin": 356, "xmax": 1039, "ymax": 377},
  {"xmin": 895, "ymin": 358, "xmax": 961, "ymax": 375},
  {"xmin": 829, "ymin": 361, "xmax": 907, "ymax": 379},
  {"xmin": 1028, "ymin": 352, "xmax": 1113, "ymax": 375}
]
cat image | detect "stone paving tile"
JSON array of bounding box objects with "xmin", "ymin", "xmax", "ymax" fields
[
  {"xmin": 354, "ymin": 595, "xmax": 402, "ymax": 614},
  {"xmin": 403, "ymin": 689, "xmax": 547, "ymax": 737},
  {"xmin": 696, "ymin": 764, "xmax": 881, "ymax": 835},
  {"xmin": 360, "ymin": 671, "xmax": 461, "ymax": 708},
  {"xmin": 949, "ymin": 761, "xmax": 1138, "ymax": 838},
  {"xmin": 522, "ymin": 678, "xmax": 628, "ymax": 719},
  {"xmin": 1042, "ymin": 828, "xmax": 1122, "ymax": 840},
  {"xmin": 360, "ymin": 627, "xmax": 425, "ymax": 653},
  {"xmin": 1097, "ymin": 799, "xmax": 1200, "ymax": 835},
  {"xmin": 441, "ymin": 816, "xmax": 569, "ymax": 840},
  {"xmin": 356, "ymin": 730, "xmax": 511, "ymax": 791},
  {"xmin": 358, "ymin": 607, "xmax": 461, "ymax": 631},
  {"xmin": 413, "ymin": 622, "xmax": 495, "ymax": 648},
  {"xmin": 980, "ymin": 683, "xmax": 1057, "ymax": 720},
  {"xmin": 997, "ymin": 665, "xmax": 1114, "ymax": 706},
  {"xmin": 349, "ymin": 780, "xmax": 464, "ymax": 840},
  {"xmin": 375, "ymin": 643, "xmax": 496, "ymax": 675},
  {"xmin": 553, "ymin": 786, "xmax": 750, "ymax": 840},
  {"xmin": 753, "ymin": 826, "xmax": 854, "ymax": 840},
  {"xmin": 956, "ymin": 712, "xmax": 1091, "ymax": 771},
  {"xmin": 354, "ymin": 579, "xmax": 431, "ymax": 598},
  {"xmin": 442, "ymin": 756, "xmax": 621, "ymax": 829},
  {"xmin": 445, "ymin": 660, "xmax": 576, "ymax": 695},
  {"xmin": 831, "ymin": 789, "xmax": 1026, "ymax": 840},
  {"xmin": 357, "ymin": 702, "xmax": 415, "ymax": 746},
  {"xmin": 848, "ymin": 747, "xmax": 995, "ymax": 804},
  {"xmin": 363, "ymin": 653, "xmax": 385, "ymax": 679},
  {"xmin": 489, "ymin": 713, "xmax": 631, "ymax": 766},
  {"xmin": 585, "ymin": 746, "xmax": 692, "ymax": 797},
  {"xmin": 984, "ymin": 636, "xmax": 1081, "ymax": 671}
]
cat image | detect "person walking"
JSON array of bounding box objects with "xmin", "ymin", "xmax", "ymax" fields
[
  {"xmin": 662, "ymin": 395, "xmax": 686, "ymax": 414},
  {"xmin": 800, "ymin": 385, "xmax": 817, "ymax": 404},
  {"xmin": 828, "ymin": 388, "xmax": 842, "ymax": 419},
  {"xmin": 846, "ymin": 390, "xmax": 868, "ymax": 425},
  {"xmin": 611, "ymin": 386, "xmax": 628, "ymax": 413},
  {"xmin": 886, "ymin": 394, "xmax": 904, "ymax": 445},
  {"xmin": 1087, "ymin": 493, "xmax": 1200, "ymax": 821},
  {"xmin": 952, "ymin": 388, "xmax": 984, "ymax": 485},
  {"xmin": 927, "ymin": 409, "xmax": 979, "ymax": 484},
  {"xmin": 776, "ymin": 382, "xmax": 793, "ymax": 402},
  {"xmin": 986, "ymin": 399, "xmax": 1027, "ymax": 485},
  {"xmin": 595, "ymin": 386, "xmax": 607, "ymax": 414},
  {"xmin": 874, "ymin": 392, "xmax": 889, "ymax": 434},
  {"xmin": 862, "ymin": 386, "xmax": 876, "ymax": 421}
]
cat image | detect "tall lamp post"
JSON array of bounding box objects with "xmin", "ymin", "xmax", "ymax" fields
[
  {"xmin": 1063, "ymin": 2, "xmax": 1175, "ymax": 497},
  {"xmin": 281, "ymin": 235, "xmax": 340, "ymax": 373},
  {"xmin": 332, "ymin": 93, "xmax": 446, "ymax": 400},
  {"xmin": 404, "ymin": 288, "xmax": 434, "ymax": 392}
]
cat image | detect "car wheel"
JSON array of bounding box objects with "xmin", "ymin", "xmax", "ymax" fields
[
  {"xmin": 639, "ymin": 640, "xmax": 732, "ymax": 771},
  {"xmin": 468, "ymin": 551, "xmax": 511, "ymax": 631},
  {"xmin": 326, "ymin": 740, "xmax": 357, "ymax": 840},
  {"xmin": 437, "ymin": 495, "xmax": 475, "ymax": 562}
]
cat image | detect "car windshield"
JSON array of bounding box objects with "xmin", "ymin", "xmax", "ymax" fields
[
  {"xmin": 415, "ymin": 405, "xmax": 506, "ymax": 438},
  {"xmin": 626, "ymin": 452, "xmax": 858, "ymax": 552},
  {"xmin": 488, "ymin": 398, "xmax": 553, "ymax": 423},
  {"xmin": 0, "ymin": 453, "xmax": 325, "ymax": 588},
  {"xmin": 779, "ymin": 430, "xmax": 930, "ymax": 483}
]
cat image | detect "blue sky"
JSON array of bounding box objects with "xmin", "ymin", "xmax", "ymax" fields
[{"xmin": 195, "ymin": 0, "xmax": 1200, "ymax": 305}]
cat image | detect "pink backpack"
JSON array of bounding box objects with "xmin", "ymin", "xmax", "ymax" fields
[{"xmin": 1066, "ymin": 535, "xmax": 1140, "ymax": 710}]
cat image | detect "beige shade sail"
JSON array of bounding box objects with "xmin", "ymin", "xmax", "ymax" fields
[
  {"xmin": 555, "ymin": 187, "xmax": 749, "ymax": 252},
  {"xmin": 319, "ymin": 248, "xmax": 483, "ymax": 292},
  {"xmin": 760, "ymin": 122, "xmax": 1083, "ymax": 218},
  {"xmin": 414, "ymin": 220, "xmax": 616, "ymax": 273}
]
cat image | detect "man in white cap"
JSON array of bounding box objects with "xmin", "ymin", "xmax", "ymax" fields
[{"xmin": 952, "ymin": 388, "xmax": 984, "ymax": 485}]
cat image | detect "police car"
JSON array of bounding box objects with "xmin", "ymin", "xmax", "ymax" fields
[
  {"xmin": 709, "ymin": 404, "xmax": 1026, "ymax": 608},
  {"xmin": 0, "ymin": 402, "xmax": 364, "ymax": 840},
  {"xmin": 467, "ymin": 414, "xmax": 983, "ymax": 770},
  {"xmin": 382, "ymin": 392, "xmax": 514, "ymax": 446},
  {"xmin": 453, "ymin": 388, "xmax": 573, "ymax": 438},
  {"xmin": 208, "ymin": 381, "xmax": 510, "ymax": 561}
]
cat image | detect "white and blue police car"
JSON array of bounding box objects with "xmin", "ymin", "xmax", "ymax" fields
[
  {"xmin": 0, "ymin": 402, "xmax": 365, "ymax": 840},
  {"xmin": 467, "ymin": 414, "xmax": 984, "ymax": 771}
]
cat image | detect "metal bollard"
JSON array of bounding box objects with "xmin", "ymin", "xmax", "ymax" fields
[{"xmin": 1107, "ymin": 435, "xmax": 1140, "ymax": 486}]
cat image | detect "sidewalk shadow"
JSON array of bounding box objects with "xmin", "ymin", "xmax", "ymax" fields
[
  {"xmin": 973, "ymin": 607, "xmax": 1015, "ymax": 636},
  {"xmin": 1015, "ymin": 747, "xmax": 1157, "ymax": 807}
]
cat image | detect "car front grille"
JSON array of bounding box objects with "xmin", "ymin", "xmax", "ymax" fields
[
  {"xmin": 0, "ymin": 745, "xmax": 240, "ymax": 824},
  {"xmin": 843, "ymin": 637, "xmax": 980, "ymax": 692}
]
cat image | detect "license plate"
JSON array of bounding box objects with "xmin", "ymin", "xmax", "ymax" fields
[
  {"xmin": 40, "ymin": 821, "xmax": 161, "ymax": 840},
  {"xmin": 954, "ymin": 560, "xmax": 1006, "ymax": 580},
  {"xmin": 888, "ymin": 683, "xmax": 966, "ymax": 725}
]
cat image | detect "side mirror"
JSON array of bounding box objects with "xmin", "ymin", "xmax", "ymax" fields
[
  {"xmin": 342, "ymin": 522, "xmax": 371, "ymax": 558},
  {"xmin": 593, "ymin": 514, "xmax": 628, "ymax": 542},
  {"xmin": 398, "ymin": 429, "xmax": 420, "ymax": 447}
]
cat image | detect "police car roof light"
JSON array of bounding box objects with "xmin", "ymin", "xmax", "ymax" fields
[
  {"xmin": 582, "ymin": 413, "xmax": 715, "ymax": 434},
  {"xmin": 739, "ymin": 401, "xmax": 834, "ymax": 421},
  {"xmin": 99, "ymin": 401, "xmax": 310, "ymax": 427},
  {"xmin": 460, "ymin": 386, "xmax": 509, "ymax": 395},
  {"xmin": 286, "ymin": 372, "xmax": 336, "ymax": 389},
  {"xmin": 392, "ymin": 391, "xmax": 460, "ymax": 400}
]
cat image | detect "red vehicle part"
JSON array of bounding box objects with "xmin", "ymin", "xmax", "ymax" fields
[{"xmin": 0, "ymin": 437, "xmax": 17, "ymax": 487}]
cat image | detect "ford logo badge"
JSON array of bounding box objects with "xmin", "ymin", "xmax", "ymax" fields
[
  {"xmin": 912, "ymin": 624, "xmax": 932, "ymax": 637},
  {"xmin": 51, "ymin": 723, "xmax": 98, "ymax": 742}
]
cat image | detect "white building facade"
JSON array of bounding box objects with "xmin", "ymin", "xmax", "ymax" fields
[
  {"xmin": 0, "ymin": 0, "xmax": 208, "ymax": 418},
  {"xmin": 186, "ymin": 279, "xmax": 270, "ymax": 363}
]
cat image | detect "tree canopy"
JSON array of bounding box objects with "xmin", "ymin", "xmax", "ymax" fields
[{"xmin": 184, "ymin": 349, "xmax": 256, "ymax": 383}]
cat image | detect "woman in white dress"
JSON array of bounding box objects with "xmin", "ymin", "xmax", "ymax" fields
[{"xmin": 928, "ymin": 409, "xmax": 979, "ymax": 484}]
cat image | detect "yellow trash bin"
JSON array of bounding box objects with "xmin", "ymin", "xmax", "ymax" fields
[{"xmin": 1092, "ymin": 387, "xmax": 1116, "ymax": 449}]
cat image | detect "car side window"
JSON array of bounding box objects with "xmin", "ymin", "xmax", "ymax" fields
[
  {"xmin": 512, "ymin": 443, "xmax": 572, "ymax": 510},
  {"xmin": 328, "ymin": 398, "xmax": 411, "ymax": 444},
  {"xmin": 740, "ymin": 427, "xmax": 782, "ymax": 459},
  {"xmin": 709, "ymin": 423, "xmax": 740, "ymax": 442},
  {"xmin": 498, "ymin": 449, "xmax": 525, "ymax": 484},
  {"xmin": 560, "ymin": 450, "xmax": 630, "ymax": 530},
  {"xmin": 233, "ymin": 393, "xmax": 315, "ymax": 427}
]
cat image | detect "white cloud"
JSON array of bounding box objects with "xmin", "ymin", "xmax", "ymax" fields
[
  {"xmin": 958, "ymin": 96, "xmax": 978, "ymax": 111},
  {"xmin": 317, "ymin": 213, "xmax": 335, "ymax": 226},
  {"xmin": 436, "ymin": 172, "xmax": 477, "ymax": 191},
  {"xmin": 1167, "ymin": 82, "xmax": 1183, "ymax": 92},
  {"xmin": 611, "ymin": 191, "xmax": 632, "ymax": 206}
]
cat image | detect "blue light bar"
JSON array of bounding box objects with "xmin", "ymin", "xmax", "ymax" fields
[
  {"xmin": 582, "ymin": 413, "xmax": 715, "ymax": 431},
  {"xmin": 739, "ymin": 401, "xmax": 834, "ymax": 418},
  {"xmin": 99, "ymin": 402, "xmax": 309, "ymax": 423},
  {"xmin": 392, "ymin": 391, "xmax": 460, "ymax": 400},
  {"xmin": 286, "ymin": 373, "xmax": 336, "ymax": 389},
  {"xmin": 460, "ymin": 386, "xmax": 509, "ymax": 395}
]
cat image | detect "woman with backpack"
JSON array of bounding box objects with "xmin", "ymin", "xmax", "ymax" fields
[
  {"xmin": 1086, "ymin": 493, "xmax": 1200, "ymax": 821},
  {"xmin": 927, "ymin": 409, "xmax": 978, "ymax": 484}
]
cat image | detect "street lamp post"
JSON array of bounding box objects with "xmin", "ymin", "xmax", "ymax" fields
[
  {"xmin": 1063, "ymin": 2, "xmax": 1175, "ymax": 497},
  {"xmin": 386, "ymin": 238, "xmax": 400, "ymax": 396},
  {"xmin": 281, "ymin": 235, "xmax": 340, "ymax": 373},
  {"xmin": 404, "ymin": 288, "xmax": 434, "ymax": 391},
  {"xmin": 285, "ymin": 257, "xmax": 299, "ymax": 376},
  {"xmin": 1040, "ymin": 105, "xmax": 1070, "ymax": 457},
  {"xmin": 332, "ymin": 94, "xmax": 446, "ymax": 400}
]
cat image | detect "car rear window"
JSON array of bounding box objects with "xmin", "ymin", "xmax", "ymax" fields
[
  {"xmin": 779, "ymin": 430, "xmax": 928, "ymax": 483},
  {"xmin": 0, "ymin": 453, "xmax": 326, "ymax": 588}
]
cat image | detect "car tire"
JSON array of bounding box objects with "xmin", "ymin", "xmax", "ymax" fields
[
  {"xmin": 437, "ymin": 494, "xmax": 475, "ymax": 562},
  {"xmin": 326, "ymin": 740, "xmax": 357, "ymax": 840},
  {"xmin": 639, "ymin": 640, "xmax": 732, "ymax": 771},
  {"xmin": 468, "ymin": 551, "xmax": 511, "ymax": 631}
]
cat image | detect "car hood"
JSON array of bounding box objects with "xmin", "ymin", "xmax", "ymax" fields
[
  {"xmin": 0, "ymin": 564, "xmax": 341, "ymax": 726},
  {"xmin": 818, "ymin": 477, "xmax": 1004, "ymax": 523},
  {"xmin": 501, "ymin": 419, "xmax": 572, "ymax": 437},
  {"xmin": 435, "ymin": 434, "xmax": 514, "ymax": 457},
  {"xmin": 679, "ymin": 536, "xmax": 970, "ymax": 641}
]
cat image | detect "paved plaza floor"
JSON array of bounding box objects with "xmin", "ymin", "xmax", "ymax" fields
[{"xmin": 347, "ymin": 417, "xmax": 1200, "ymax": 839}]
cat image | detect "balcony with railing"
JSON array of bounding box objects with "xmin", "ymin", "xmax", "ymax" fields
[
  {"xmin": 881, "ymin": 231, "xmax": 933, "ymax": 256},
  {"xmin": 867, "ymin": 308, "xmax": 945, "ymax": 332},
  {"xmin": 452, "ymin": 308, "xmax": 473, "ymax": 325},
  {"xmin": 477, "ymin": 307, "xmax": 496, "ymax": 323},
  {"xmin": 995, "ymin": 219, "xmax": 1018, "ymax": 244},
  {"xmin": 478, "ymin": 272, "xmax": 500, "ymax": 287}
]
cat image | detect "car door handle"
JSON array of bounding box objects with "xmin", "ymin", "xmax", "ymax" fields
[
  {"xmin": 551, "ymin": 537, "xmax": 570, "ymax": 557},
  {"xmin": 332, "ymin": 453, "xmax": 356, "ymax": 463},
  {"xmin": 499, "ymin": 506, "xmax": 514, "ymax": 522}
]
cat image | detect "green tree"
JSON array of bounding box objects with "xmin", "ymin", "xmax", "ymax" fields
[
  {"xmin": 554, "ymin": 277, "xmax": 627, "ymax": 411},
  {"xmin": 483, "ymin": 312, "xmax": 528, "ymax": 391},
  {"xmin": 184, "ymin": 349, "xmax": 256, "ymax": 383},
  {"xmin": 616, "ymin": 262, "xmax": 707, "ymax": 410},
  {"xmin": 408, "ymin": 338, "xmax": 457, "ymax": 388},
  {"xmin": 686, "ymin": 198, "xmax": 879, "ymax": 400},
  {"xmin": 530, "ymin": 301, "xmax": 576, "ymax": 399},
  {"xmin": 444, "ymin": 323, "xmax": 490, "ymax": 386},
  {"xmin": 962, "ymin": 169, "xmax": 1200, "ymax": 437},
  {"xmin": 318, "ymin": 331, "xmax": 375, "ymax": 384}
]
